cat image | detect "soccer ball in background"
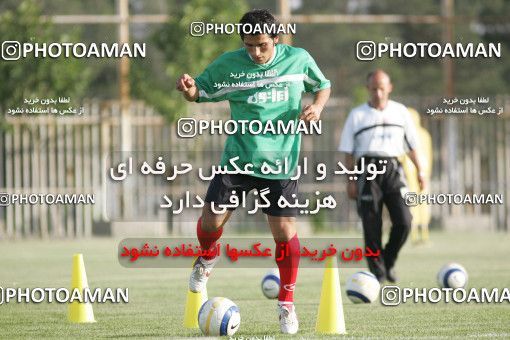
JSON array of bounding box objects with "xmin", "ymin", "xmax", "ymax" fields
[
  {"xmin": 261, "ymin": 268, "xmax": 280, "ymax": 299},
  {"xmin": 198, "ymin": 297, "xmax": 241, "ymax": 336},
  {"xmin": 437, "ymin": 263, "xmax": 468, "ymax": 288},
  {"xmin": 345, "ymin": 271, "xmax": 381, "ymax": 304}
]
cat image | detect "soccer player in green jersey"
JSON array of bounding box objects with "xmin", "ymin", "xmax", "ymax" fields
[{"xmin": 176, "ymin": 9, "xmax": 330, "ymax": 334}]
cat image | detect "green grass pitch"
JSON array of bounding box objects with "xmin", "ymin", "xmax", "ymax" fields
[{"xmin": 0, "ymin": 231, "xmax": 509, "ymax": 338}]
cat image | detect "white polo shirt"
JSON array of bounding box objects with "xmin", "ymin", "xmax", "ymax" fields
[{"xmin": 338, "ymin": 100, "xmax": 419, "ymax": 158}]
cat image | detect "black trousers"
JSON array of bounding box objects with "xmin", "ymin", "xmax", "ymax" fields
[{"xmin": 356, "ymin": 157, "xmax": 412, "ymax": 280}]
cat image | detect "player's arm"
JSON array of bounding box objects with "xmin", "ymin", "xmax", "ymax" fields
[
  {"xmin": 344, "ymin": 153, "xmax": 358, "ymax": 200},
  {"xmin": 403, "ymin": 108, "xmax": 426, "ymax": 192},
  {"xmin": 338, "ymin": 111, "xmax": 356, "ymax": 199},
  {"xmin": 407, "ymin": 149, "xmax": 426, "ymax": 192},
  {"xmin": 176, "ymin": 73, "xmax": 199, "ymax": 102},
  {"xmin": 301, "ymin": 49, "xmax": 331, "ymax": 122},
  {"xmin": 299, "ymin": 88, "xmax": 331, "ymax": 122}
]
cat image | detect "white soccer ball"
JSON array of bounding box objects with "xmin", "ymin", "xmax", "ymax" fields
[
  {"xmin": 261, "ymin": 268, "xmax": 280, "ymax": 299},
  {"xmin": 198, "ymin": 297, "xmax": 240, "ymax": 336},
  {"xmin": 345, "ymin": 271, "xmax": 381, "ymax": 304},
  {"xmin": 437, "ymin": 263, "xmax": 468, "ymax": 288}
]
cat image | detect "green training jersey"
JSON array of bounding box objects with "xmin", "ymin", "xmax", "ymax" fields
[{"xmin": 195, "ymin": 43, "xmax": 330, "ymax": 179}]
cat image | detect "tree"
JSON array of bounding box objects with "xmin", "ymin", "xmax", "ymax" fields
[
  {"xmin": 130, "ymin": 0, "xmax": 248, "ymax": 121},
  {"xmin": 0, "ymin": 0, "xmax": 92, "ymax": 121}
]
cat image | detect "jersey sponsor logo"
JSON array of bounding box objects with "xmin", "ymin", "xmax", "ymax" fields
[{"xmin": 247, "ymin": 87, "xmax": 289, "ymax": 104}]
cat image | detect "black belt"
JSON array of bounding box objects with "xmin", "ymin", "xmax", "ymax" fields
[
  {"xmin": 358, "ymin": 156, "xmax": 401, "ymax": 170},
  {"xmin": 359, "ymin": 156, "xmax": 399, "ymax": 161}
]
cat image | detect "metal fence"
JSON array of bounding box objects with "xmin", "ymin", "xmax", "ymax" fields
[{"xmin": 0, "ymin": 97, "xmax": 508, "ymax": 239}]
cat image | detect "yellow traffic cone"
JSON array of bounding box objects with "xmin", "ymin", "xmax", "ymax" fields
[
  {"xmin": 315, "ymin": 256, "xmax": 346, "ymax": 334},
  {"xmin": 69, "ymin": 253, "xmax": 96, "ymax": 323},
  {"xmin": 183, "ymin": 258, "xmax": 208, "ymax": 328},
  {"xmin": 183, "ymin": 289, "xmax": 208, "ymax": 328}
]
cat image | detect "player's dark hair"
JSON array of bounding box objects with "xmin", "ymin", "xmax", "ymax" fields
[{"xmin": 239, "ymin": 9, "xmax": 279, "ymax": 40}]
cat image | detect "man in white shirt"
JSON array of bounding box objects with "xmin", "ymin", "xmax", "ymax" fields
[{"xmin": 338, "ymin": 69, "xmax": 425, "ymax": 282}]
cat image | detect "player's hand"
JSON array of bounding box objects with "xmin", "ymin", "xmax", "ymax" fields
[
  {"xmin": 176, "ymin": 74, "xmax": 196, "ymax": 93},
  {"xmin": 299, "ymin": 103, "xmax": 323, "ymax": 122},
  {"xmin": 347, "ymin": 181, "xmax": 358, "ymax": 200},
  {"xmin": 417, "ymin": 173, "xmax": 426, "ymax": 192}
]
